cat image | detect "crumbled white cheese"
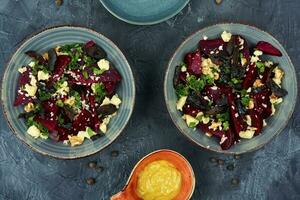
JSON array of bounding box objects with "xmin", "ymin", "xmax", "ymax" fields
[
  {"xmin": 239, "ymin": 127, "xmax": 257, "ymax": 139},
  {"xmin": 202, "ymin": 116, "xmax": 210, "ymax": 124},
  {"xmin": 203, "ymin": 35, "xmax": 208, "ymax": 40},
  {"xmin": 24, "ymin": 102, "xmax": 35, "ymax": 113},
  {"xmin": 64, "ymin": 96, "xmax": 76, "ymax": 106},
  {"xmin": 181, "ymin": 65, "xmax": 187, "ymax": 72},
  {"xmin": 250, "ymin": 56, "xmax": 260, "ymax": 63},
  {"xmin": 202, "ymin": 58, "xmax": 219, "ymax": 78},
  {"xmin": 27, "ymin": 125, "xmax": 41, "ymax": 138},
  {"xmin": 241, "ymin": 57, "xmax": 247, "ymax": 66},
  {"xmin": 28, "ymin": 61, "xmax": 35, "ymax": 68},
  {"xmin": 248, "ymin": 99, "xmax": 254, "ymax": 109},
  {"xmin": 271, "ymin": 104, "xmax": 276, "ymax": 115},
  {"xmin": 18, "ymin": 67, "xmax": 27, "ymax": 74},
  {"xmin": 176, "ymin": 96, "xmax": 187, "ymax": 111},
  {"xmin": 68, "ymin": 135, "xmax": 84, "ymax": 147},
  {"xmin": 100, "ymin": 116, "xmax": 111, "ymax": 133},
  {"xmin": 263, "ymin": 120, "xmax": 267, "ymax": 127},
  {"xmin": 209, "ymin": 121, "xmax": 222, "ymax": 131},
  {"xmin": 254, "ymin": 50, "xmax": 263, "ymax": 56},
  {"xmin": 273, "ymin": 67, "xmax": 284, "ymax": 86},
  {"xmin": 270, "ymin": 94, "xmax": 283, "ymax": 105},
  {"xmin": 265, "ymin": 61, "xmax": 273, "ymax": 68},
  {"xmin": 220, "ymin": 134, "xmax": 228, "ymax": 144},
  {"xmin": 184, "ymin": 115, "xmax": 199, "ymax": 128},
  {"xmin": 37, "ymin": 71, "xmax": 50, "ymax": 81},
  {"xmin": 100, "ymin": 95, "xmax": 122, "ymax": 108},
  {"xmin": 29, "ymin": 75, "xmax": 37, "ymax": 86},
  {"xmin": 110, "ymin": 95, "xmax": 122, "ymax": 108},
  {"xmin": 221, "ymin": 31, "xmax": 232, "ymax": 42},
  {"xmin": 211, "ymin": 86, "xmax": 218, "ymax": 90},
  {"xmin": 245, "ymin": 115, "xmax": 252, "ymax": 126},
  {"xmin": 53, "ymin": 81, "xmax": 69, "ymax": 97},
  {"xmin": 97, "ymin": 59, "xmax": 110, "ymax": 71},
  {"xmin": 24, "ymin": 84, "xmax": 37, "ymax": 97},
  {"xmin": 205, "ymin": 132, "xmax": 212, "ymax": 137}
]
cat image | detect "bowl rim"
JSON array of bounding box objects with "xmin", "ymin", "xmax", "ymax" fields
[
  {"xmin": 164, "ymin": 22, "xmax": 298, "ymax": 154},
  {"xmin": 0, "ymin": 24, "xmax": 136, "ymax": 160},
  {"xmin": 99, "ymin": 0, "xmax": 190, "ymax": 25}
]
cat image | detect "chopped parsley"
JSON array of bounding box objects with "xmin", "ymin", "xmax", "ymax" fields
[
  {"xmin": 175, "ymin": 84, "xmax": 189, "ymax": 97},
  {"xmin": 241, "ymin": 95, "xmax": 250, "ymax": 106},
  {"xmin": 217, "ymin": 112, "xmax": 230, "ymax": 122},
  {"xmin": 256, "ymin": 62, "xmax": 265, "ymax": 73},
  {"xmin": 91, "ymin": 83, "xmax": 106, "ymax": 102},
  {"xmin": 222, "ymin": 121, "xmax": 229, "ymax": 131}
]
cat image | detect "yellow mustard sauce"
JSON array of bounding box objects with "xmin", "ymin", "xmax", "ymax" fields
[{"xmin": 136, "ymin": 160, "xmax": 182, "ymax": 200}]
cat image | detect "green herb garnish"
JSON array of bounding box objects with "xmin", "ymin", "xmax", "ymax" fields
[{"xmin": 256, "ymin": 62, "xmax": 265, "ymax": 73}]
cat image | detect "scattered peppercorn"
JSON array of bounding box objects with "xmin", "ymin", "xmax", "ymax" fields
[
  {"xmin": 234, "ymin": 155, "xmax": 241, "ymax": 160},
  {"xmin": 209, "ymin": 157, "xmax": 217, "ymax": 163},
  {"xmin": 55, "ymin": 0, "xmax": 63, "ymax": 7},
  {"xmin": 215, "ymin": 0, "xmax": 223, "ymax": 5},
  {"xmin": 88, "ymin": 161, "xmax": 97, "ymax": 169},
  {"xmin": 217, "ymin": 159, "xmax": 225, "ymax": 165},
  {"xmin": 111, "ymin": 150, "xmax": 119, "ymax": 157},
  {"xmin": 226, "ymin": 164, "xmax": 235, "ymax": 171},
  {"xmin": 86, "ymin": 177, "xmax": 96, "ymax": 185},
  {"xmin": 231, "ymin": 177, "xmax": 240, "ymax": 185}
]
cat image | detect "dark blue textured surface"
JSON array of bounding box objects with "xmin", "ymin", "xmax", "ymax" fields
[{"xmin": 0, "ymin": 0, "xmax": 299, "ymax": 199}]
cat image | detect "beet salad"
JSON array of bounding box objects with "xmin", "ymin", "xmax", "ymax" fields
[
  {"xmin": 14, "ymin": 41, "xmax": 122, "ymax": 146},
  {"xmin": 173, "ymin": 31, "xmax": 288, "ymax": 150}
]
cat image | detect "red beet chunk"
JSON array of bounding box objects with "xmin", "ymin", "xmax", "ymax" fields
[
  {"xmin": 184, "ymin": 50, "xmax": 202, "ymax": 76},
  {"xmin": 204, "ymin": 85, "xmax": 222, "ymax": 102},
  {"xmin": 51, "ymin": 55, "xmax": 71, "ymax": 82},
  {"xmin": 72, "ymin": 109, "xmax": 94, "ymax": 133},
  {"xmin": 182, "ymin": 104, "xmax": 201, "ymax": 118},
  {"xmin": 249, "ymin": 110, "xmax": 263, "ymax": 135},
  {"xmin": 199, "ymin": 39, "xmax": 224, "ymax": 55},
  {"xmin": 34, "ymin": 115, "xmax": 57, "ymax": 131},
  {"xmin": 84, "ymin": 40, "xmax": 96, "ymax": 49},
  {"xmin": 253, "ymin": 90, "xmax": 272, "ymax": 119},
  {"xmin": 56, "ymin": 127, "xmax": 72, "ymax": 141},
  {"xmin": 242, "ymin": 63, "xmax": 258, "ymax": 89},
  {"xmin": 256, "ymin": 41, "xmax": 282, "ymax": 57},
  {"xmin": 99, "ymin": 69, "xmax": 121, "ymax": 95},
  {"xmin": 14, "ymin": 92, "xmax": 34, "ymax": 106},
  {"xmin": 42, "ymin": 99, "xmax": 59, "ymax": 115},
  {"xmin": 220, "ymin": 128, "xmax": 235, "ymax": 150},
  {"xmin": 227, "ymin": 91, "xmax": 247, "ymax": 135},
  {"xmin": 197, "ymin": 123, "xmax": 224, "ymax": 138}
]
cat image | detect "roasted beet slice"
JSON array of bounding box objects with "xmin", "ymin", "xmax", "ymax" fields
[
  {"xmin": 182, "ymin": 104, "xmax": 201, "ymax": 117},
  {"xmin": 220, "ymin": 128, "xmax": 235, "ymax": 150},
  {"xmin": 14, "ymin": 92, "xmax": 34, "ymax": 106},
  {"xmin": 184, "ymin": 50, "xmax": 202, "ymax": 76},
  {"xmin": 34, "ymin": 115, "xmax": 57, "ymax": 131},
  {"xmin": 256, "ymin": 41, "xmax": 282, "ymax": 57},
  {"xmin": 83, "ymin": 41, "xmax": 107, "ymax": 60},
  {"xmin": 56, "ymin": 127, "xmax": 72, "ymax": 141},
  {"xmin": 249, "ymin": 110, "xmax": 263, "ymax": 135},
  {"xmin": 25, "ymin": 51, "xmax": 46, "ymax": 65},
  {"xmin": 199, "ymin": 39, "xmax": 224, "ymax": 55},
  {"xmin": 227, "ymin": 91, "xmax": 247, "ymax": 135},
  {"xmin": 204, "ymin": 85, "xmax": 222, "ymax": 102},
  {"xmin": 51, "ymin": 55, "xmax": 71, "ymax": 82},
  {"xmin": 242, "ymin": 63, "xmax": 258, "ymax": 89},
  {"xmin": 42, "ymin": 99, "xmax": 59, "ymax": 115},
  {"xmin": 72, "ymin": 109, "xmax": 94, "ymax": 133},
  {"xmin": 99, "ymin": 69, "xmax": 122, "ymax": 95},
  {"xmin": 14, "ymin": 67, "xmax": 34, "ymax": 106},
  {"xmin": 253, "ymin": 90, "xmax": 272, "ymax": 119},
  {"xmin": 197, "ymin": 123, "xmax": 224, "ymax": 138}
]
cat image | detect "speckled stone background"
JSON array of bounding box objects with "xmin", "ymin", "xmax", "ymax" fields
[{"xmin": 0, "ymin": 0, "xmax": 299, "ymax": 199}]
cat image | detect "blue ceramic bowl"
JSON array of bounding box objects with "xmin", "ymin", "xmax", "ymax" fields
[
  {"xmin": 1, "ymin": 26, "xmax": 135, "ymax": 159},
  {"xmin": 164, "ymin": 23, "xmax": 297, "ymax": 154},
  {"xmin": 99, "ymin": 0, "xmax": 189, "ymax": 25}
]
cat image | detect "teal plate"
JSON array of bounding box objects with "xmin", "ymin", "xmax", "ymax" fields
[
  {"xmin": 99, "ymin": 0, "xmax": 190, "ymax": 25},
  {"xmin": 1, "ymin": 26, "xmax": 135, "ymax": 159},
  {"xmin": 164, "ymin": 23, "xmax": 297, "ymax": 154}
]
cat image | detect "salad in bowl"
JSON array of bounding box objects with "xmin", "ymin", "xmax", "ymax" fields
[
  {"xmin": 14, "ymin": 41, "xmax": 122, "ymax": 147},
  {"xmin": 173, "ymin": 31, "xmax": 288, "ymax": 150},
  {"xmin": 165, "ymin": 24, "xmax": 297, "ymax": 154}
]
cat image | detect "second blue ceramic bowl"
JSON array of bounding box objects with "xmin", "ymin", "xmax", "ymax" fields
[
  {"xmin": 164, "ymin": 23, "xmax": 297, "ymax": 154},
  {"xmin": 1, "ymin": 26, "xmax": 136, "ymax": 159}
]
